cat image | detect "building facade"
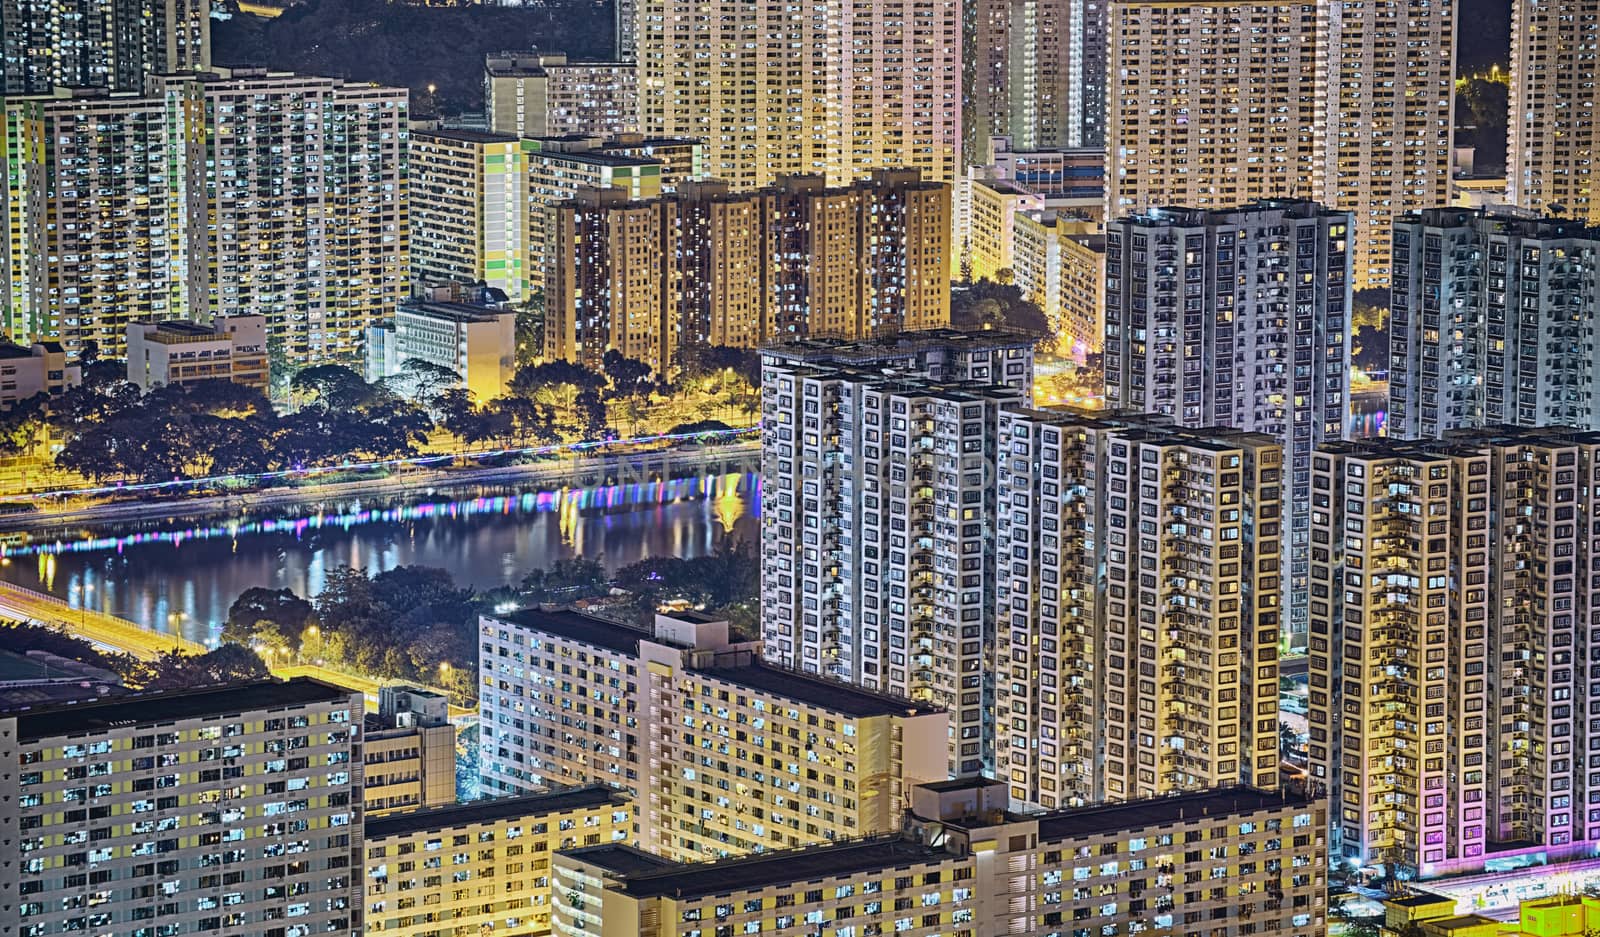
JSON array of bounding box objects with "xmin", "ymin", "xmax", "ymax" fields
[
  {"xmin": 363, "ymin": 686, "xmax": 457, "ymax": 818},
  {"xmin": 964, "ymin": 0, "xmax": 1108, "ymax": 165},
  {"xmin": 1106, "ymin": 1, "xmax": 1319, "ymax": 213},
  {"xmin": 363, "ymin": 787, "xmax": 631, "ymax": 937},
  {"xmin": 1508, "ymin": 0, "xmax": 1599, "ymax": 225},
  {"xmin": 1310, "ymin": 431, "xmax": 1600, "ymax": 878},
  {"xmin": 366, "ymin": 296, "xmax": 517, "ymax": 405},
  {"xmin": 477, "ymin": 608, "xmax": 948, "ymax": 862},
  {"xmin": 0, "ymin": 679, "xmax": 365, "ymax": 937},
  {"xmin": 759, "ymin": 331, "xmax": 1034, "ymax": 775},
  {"xmin": 484, "ymin": 52, "xmax": 638, "ymax": 139},
  {"xmin": 5, "ymin": 72, "xmax": 408, "ymax": 362},
  {"xmin": 2, "ymin": 88, "xmax": 206, "ymax": 353},
  {"xmin": 125, "ymin": 315, "xmax": 268, "ymax": 393},
  {"xmin": 410, "ymin": 129, "xmax": 528, "ymax": 301},
  {"xmin": 544, "ymin": 172, "xmax": 951, "ymax": 375},
  {"xmin": 995, "ymin": 410, "xmax": 1284, "ymax": 807},
  {"xmin": 1, "ymin": 0, "xmax": 209, "ymax": 94},
  {"xmin": 1103, "ymin": 201, "xmax": 1353, "ymax": 650},
  {"xmin": 1390, "ymin": 208, "xmax": 1600, "ymax": 438},
  {"xmin": 554, "ymin": 778, "xmax": 1328, "ymax": 937},
  {"xmin": 1106, "ymin": 0, "xmax": 1454, "ymax": 288},
  {"xmin": 0, "ymin": 341, "xmax": 78, "ymax": 409},
  {"xmin": 636, "ymin": 0, "xmax": 959, "ymax": 189}
]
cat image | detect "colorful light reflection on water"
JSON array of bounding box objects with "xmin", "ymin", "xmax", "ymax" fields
[{"xmin": 0, "ymin": 472, "xmax": 760, "ymax": 642}]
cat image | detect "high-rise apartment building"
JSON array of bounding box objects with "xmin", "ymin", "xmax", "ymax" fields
[
  {"xmin": 410, "ymin": 129, "xmax": 528, "ymax": 301},
  {"xmin": 483, "ymin": 52, "xmax": 638, "ymax": 139},
  {"xmin": 1, "ymin": 0, "xmax": 209, "ymax": 94},
  {"xmin": 995, "ymin": 409, "xmax": 1284, "ymax": 807},
  {"xmin": 555, "ymin": 778, "xmax": 1328, "ymax": 937},
  {"xmin": 965, "ymin": 0, "xmax": 1108, "ymax": 163},
  {"xmin": 1103, "ymin": 201, "xmax": 1352, "ymax": 650},
  {"xmin": 636, "ymin": 0, "xmax": 959, "ymax": 188},
  {"xmin": 1321, "ymin": 0, "xmax": 1456, "ymax": 288},
  {"xmin": 363, "ymin": 787, "xmax": 631, "ymax": 937},
  {"xmin": 477, "ymin": 608, "xmax": 948, "ymax": 862},
  {"xmin": 6, "ymin": 71, "xmax": 408, "ymax": 362},
  {"xmin": 545, "ymin": 172, "xmax": 951, "ymax": 374},
  {"xmin": 1508, "ymin": 0, "xmax": 1599, "ymax": 225},
  {"xmin": 1310, "ymin": 430, "xmax": 1600, "ymax": 879},
  {"xmin": 1390, "ymin": 208, "xmax": 1600, "ymax": 439},
  {"xmin": 760, "ymin": 331, "xmax": 1033, "ymax": 775},
  {"xmin": 2, "ymin": 88, "xmax": 206, "ymax": 351},
  {"xmin": 1107, "ymin": 0, "xmax": 1454, "ymax": 288},
  {"xmin": 0, "ymin": 679, "xmax": 364, "ymax": 937},
  {"xmin": 1106, "ymin": 0, "xmax": 1319, "ymax": 212},
  {"xmin": 146, "ymin": 69, "xmax": 409, "ymax": 364}
]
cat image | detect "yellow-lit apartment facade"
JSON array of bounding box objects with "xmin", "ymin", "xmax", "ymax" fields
[
  {"xmin": 477, "ymin": 608, "xmax": 948, "ymax": 863},
  {"xmin": 364, "ymin": 786, "xmax": 631, "ymax": 937},
  {"xmin": 1311, "ymin": 429, "xmax": 1600, "ymax": 879}
]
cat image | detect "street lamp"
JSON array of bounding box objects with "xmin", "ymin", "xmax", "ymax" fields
[
  {"xmin": 304, "ymin": 624, "xmax": 320, "ymax": 663},
  {"xmin": 74, "ymin": 582, "xmax": 93, "ymax": 631}
]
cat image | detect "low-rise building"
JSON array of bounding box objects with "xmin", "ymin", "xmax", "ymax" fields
[
  {"xmin": 553, "ymin": 778, "xmax": 1328, "ymax": 937},
  {"xmin": 364, "ymin": 686, "xmax": 457, "ymax": 817},
  {"xmin": 125, "ymin": 315, "xmax": 269, "ymax": 393},
  {"xmin": 1379, "ymin": 890, "xmax": 1600, "ymax": 937},
  {"xmin": 0, "ymin": 341, "xmax": 78, "ymax": 408},
  {"xmin": 478, "ymin": 608, "xmax": 949, "ymax": 862},
  {"xmin": 364, "ymin": 786, "xmax": 631, "ymax": 937},
  {"xmin": 0, "ymin": 678, "xmax": 364, "ymax": 937},
  {"xmin": 366, "ymin": 291, "xmax": 516, "ymax": 404}
]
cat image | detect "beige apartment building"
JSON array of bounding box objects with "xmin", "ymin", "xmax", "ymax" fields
[
  {"xmin": 545, "ymin": 171, "xmax": 951, "ymax": 374},
  {"xmin": 125, "ymin": 315, "xmax": 269, "ymax": 393},
  {"xmin": 1107, "ymin": 0, "xmax": 1454, "ymax": 288},
  {"xmin": 1310, "ymin": 429, "xmax": 1600, "ymax": 879},
  {"xmin": 636, "ymin": 0, "xmax": 959, "ymax": 189},
  {"xmin": 477, "ymin": 608, "xmax": 948, "ymax": 862},
  {"xmin": 1009, "ymin": 210, "xmax": 1103, "ymax": 359},
  {"xmin": 554, "ymin": 778, "xmax": 1328, "ymax": 937},
  {"xmin": 0, "ymin": 679, "xmax": 365, "ymax": 937},
  {"xmin": 0, "ymin": 341, "xmax": 78, "ymax": 409},
  {"xmin": 363, "ymin": 786, "xmax": 631, "ymax": 937},
  {"xmin": 1, "ymin": 0, "xmax": 209, "ymax": 95}
]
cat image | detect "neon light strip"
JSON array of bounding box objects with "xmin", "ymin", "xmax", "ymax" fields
[
  {"xmin": 13, "ymin": 426, "xmax": 758, "ymax": 503},
  {"xmin": 3, "ymin": 472, "xmax": 761, "ymax": 560}
]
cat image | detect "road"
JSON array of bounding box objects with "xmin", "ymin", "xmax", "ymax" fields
[
  {"xmin": 0, "ymin": 581, "xmax": 205, "ymax": 660},
  {"xmin": 0, "ymin": 583, "xmax": 456, "ymax": 713}
]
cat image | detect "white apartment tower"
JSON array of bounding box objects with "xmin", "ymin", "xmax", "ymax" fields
[
  {"xmin": 1508, "ymin": 0, "xmax": 1600, "ymax": 225},
  {"xmin": 636, "ymin": 0, "xmax": 959, "ymax": 188},
  {"xmin": 760, "ymin": 330, "xmax": 1035, "ymax": 776},
  {"xmin": 0, "ymin": 679, "xmax": 365, "ymax": 937},
  {"xmin": 1103, "ymin": 201, "xmax": 1352, "ymax": 650},
  {"xmin": 1310, "ymin": 431, "xmax": 1600, "ymax": 879},
  {"xmin": 1107, "ymin": 0, "xmax": 1456, "ymax": 289},
  {"xmin": 1390, "ymin": 208, "xmax": 1600, "ymax": 439},
  {"xmin": 995, "ymin": 409, "xmax": 1284, "ymax": 807}
]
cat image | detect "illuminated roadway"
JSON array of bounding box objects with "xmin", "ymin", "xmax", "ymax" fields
[{"xmin": 0, "ymin": 582, "xmax": 460, "ymax": 714}]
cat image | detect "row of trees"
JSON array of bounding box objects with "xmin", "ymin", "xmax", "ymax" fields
[
  {"xmin": 0, "ymin": 342, "xmax": 762, "ymax": 486},
  {"xmin": 222, "ymin": 543, "xmax": 763, "ymax": 703},
  {"xmin": 0, "ymin": 621, "xmax": 272, "ymax": 690}
]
